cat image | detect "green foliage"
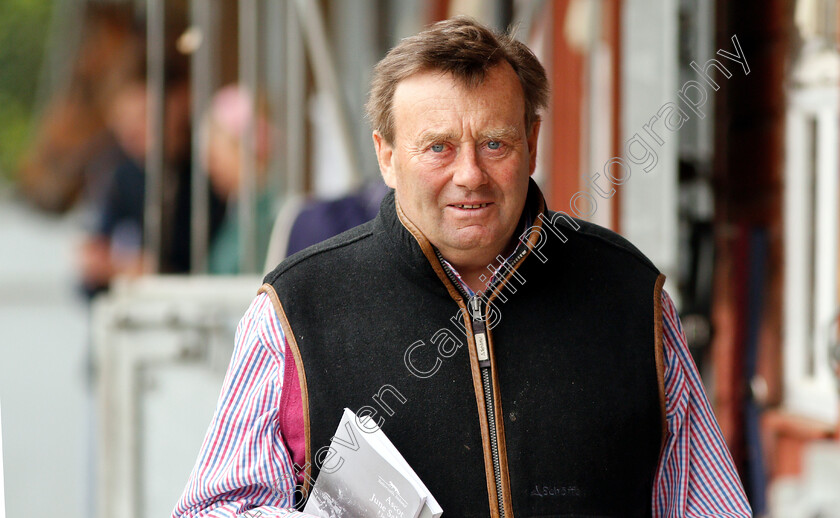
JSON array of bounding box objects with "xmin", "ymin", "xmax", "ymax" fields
[{"xmin": 0, "ymin": 0, "xmax": 53, "ymax": 181}]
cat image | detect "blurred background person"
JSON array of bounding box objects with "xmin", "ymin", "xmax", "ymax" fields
[
  {"xmin": 79, "ymin": 70, "xmax": 226, "ymax": 295},
  {"xmin": 200, "ymin": 84, "xmax": 274, "ymax": 274},
  {"xmin": 77, "ymin": 77, "xmax": 149, "ymax": 295}
]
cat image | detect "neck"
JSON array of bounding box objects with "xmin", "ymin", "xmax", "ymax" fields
[
  {"xmin": 442, "ymin": 239, "xmax": 517, "ymax": 294},
  {"xmin": 456, "ymin": 263, "xmax": 494, "ymax": 294}
]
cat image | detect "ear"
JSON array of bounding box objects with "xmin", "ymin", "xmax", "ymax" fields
[
  {"xmin": 373, "ymin": 131, "xmax": 397, "ymax": 188},
  {"xmin": 527, "ymin": 120, "xmax": 541, "ymax": 176}
]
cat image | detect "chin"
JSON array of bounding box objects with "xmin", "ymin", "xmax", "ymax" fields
[{"xmin": 449, "ymin": 236, "xmax": 498, "ymax": 255}]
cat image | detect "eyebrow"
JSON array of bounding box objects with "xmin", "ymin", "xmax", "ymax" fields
[
  {"xmin": 413, "ymin": 126, "xmax": 521, "ymax": 148},
  {"xmin": 414, "ymin": 130, "xmax": 456, "ymax": 148}
]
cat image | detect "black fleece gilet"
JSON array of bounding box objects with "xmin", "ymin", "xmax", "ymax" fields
[{"xmin": 263, "ymin": 181, "xmax": 665, "ymax": 517}]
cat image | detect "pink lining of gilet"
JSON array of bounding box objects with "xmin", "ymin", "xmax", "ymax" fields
[{"xmin": 279, "ymin": 337, "xmax": 306, "ymax": 485}]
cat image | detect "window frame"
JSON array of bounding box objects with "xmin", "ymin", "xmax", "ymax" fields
[{"xmin": 783, "ymin": 84, "xmax": 839, "ymax": 425}]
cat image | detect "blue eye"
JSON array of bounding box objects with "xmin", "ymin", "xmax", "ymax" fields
[
  {"xmin": 487, "ymin": 140, "xmax": 501, "ymax": 150},
  {"xmin": 431, "ymin": 144, "xmax": 445, "ymax": 153}
]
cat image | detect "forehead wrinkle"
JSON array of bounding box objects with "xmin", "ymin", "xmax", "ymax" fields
[
  {"xmin": 479, "ymin": 125, "xmax": 521, "ymax": 141},
  {"xmin": 391, "ymin": 67, "xmax": 526, "ymax": 146}
]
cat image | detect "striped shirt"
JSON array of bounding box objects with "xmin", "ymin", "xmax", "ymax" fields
[{"xmin": 172, "ymin": 287, "xmax": 751, "ymax": 518}]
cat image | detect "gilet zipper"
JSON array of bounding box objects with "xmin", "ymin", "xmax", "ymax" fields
[{"xmin": 435, "ymin": 245, "xmax": 529, "ymax": 518}]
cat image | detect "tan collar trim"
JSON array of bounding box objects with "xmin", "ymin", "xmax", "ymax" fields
[
  {"xmin": 394, "ymin": 198, "xmax": 465, "ymax": 303},
  {"xmin": 483, "ymin": 189, "xmax": 546, "ymax": 307}
]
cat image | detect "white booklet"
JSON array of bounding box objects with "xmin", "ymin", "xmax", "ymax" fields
[{"xmin": 303, "ymin": 408, "xmax": 443, "ymax": 518}]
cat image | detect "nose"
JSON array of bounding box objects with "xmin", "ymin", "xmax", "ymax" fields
[{"xmin": 451, "ymin": 146, "xmax": 488, "ymax": 191}]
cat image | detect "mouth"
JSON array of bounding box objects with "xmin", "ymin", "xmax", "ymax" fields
[{"xmin": 450, "ymin": 202, "xmax": 491, "ymax": 209}]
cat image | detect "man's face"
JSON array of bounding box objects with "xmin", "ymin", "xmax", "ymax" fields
[{"xmin": 374, "ymin": 63, "xmax": 540, "ymax": 268}]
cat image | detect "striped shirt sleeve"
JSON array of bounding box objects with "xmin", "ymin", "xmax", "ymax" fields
[
  {"xmin": 653, "ymin": 289, "xmax": 752, "ymax": 517},
  {"xmin": 171, "ymin": 292, "xmax": 315, "ymax": 518}
]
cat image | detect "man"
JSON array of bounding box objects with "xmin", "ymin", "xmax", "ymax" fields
[{"xmin": 174, "ymin": 17, "xmax": 751, "ymax": 518}]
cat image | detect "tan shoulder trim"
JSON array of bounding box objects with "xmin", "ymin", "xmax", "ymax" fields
[
  {"xmin": 258, "ymin": 283, "xmax": 312, "ymax": 495},
  {"xmin": 653, "ymin": 273, "xmax": 667, "ymax": 446}
]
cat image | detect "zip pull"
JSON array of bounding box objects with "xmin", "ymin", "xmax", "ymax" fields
[
  {"xmin": 469, "ymin": 296, "xmax": 491, "ymax": 368},
  {"xmin": 469, "ymin": 295, "xmax": 482, "ymax": 319}
]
